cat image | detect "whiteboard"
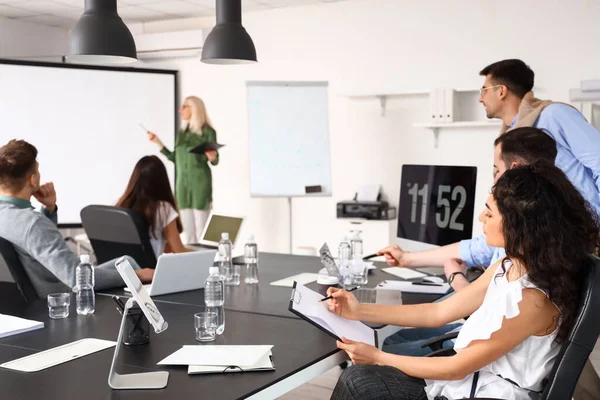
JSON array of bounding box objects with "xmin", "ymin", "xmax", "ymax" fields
[
  {"xmin": 0, "ymin": 60, "xmax": 176, "ymax": 224},
  {"xmin": 247, "ymin": 81, "xmax": 332, "ymax": 197}
]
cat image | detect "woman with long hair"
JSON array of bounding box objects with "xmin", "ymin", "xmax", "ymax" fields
[
  {"xmin": 327, "ymin": 162, "xmax": 599, "ymax": 399},
  {"xmin": 117, "ymin": 155, "xmax": 189, "ymax": 257},
  {"xmin": 147, "ymin": 96, "xmax": 219, "ymax": 244}
]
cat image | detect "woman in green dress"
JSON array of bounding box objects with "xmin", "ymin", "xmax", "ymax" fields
[{"xmin": 147, "ymin": 96, "xmax": 219, "ymax": 244}]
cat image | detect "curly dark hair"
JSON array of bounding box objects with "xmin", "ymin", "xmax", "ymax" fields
[{"xmin": 492, "ymin": 161, "xmax": 600, "ymax": 343}]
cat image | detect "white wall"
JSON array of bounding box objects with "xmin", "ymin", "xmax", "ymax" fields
[
  {"xmin": 0, "ymin": 17, "xmax": 67, "ymax": 58},
  {"xmin": 132, "ymin": 0, "xmax": 600, "ymax": 253}
]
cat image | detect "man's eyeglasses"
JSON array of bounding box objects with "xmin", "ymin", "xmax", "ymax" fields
[{"xmin": 479, "ymin": 85, "xmax": 503, "ymax": 95}]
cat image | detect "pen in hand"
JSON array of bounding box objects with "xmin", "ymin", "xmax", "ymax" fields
[{"xmin": 319, "ymin": 287, "xmax": 359, "ymax": 302}]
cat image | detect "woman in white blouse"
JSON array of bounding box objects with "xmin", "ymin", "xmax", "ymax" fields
[
  {"xmin": 117, "ymin": 156, "xmax": 191, "ymax": 258},
  {"xmin": 328, "ymin": 162, "xmax": 599, "ymax": 400}
]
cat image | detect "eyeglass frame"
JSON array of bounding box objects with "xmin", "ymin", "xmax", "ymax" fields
[{"xmin": 479, "ymin": 84, "xmax": 504, "ymax": 95}]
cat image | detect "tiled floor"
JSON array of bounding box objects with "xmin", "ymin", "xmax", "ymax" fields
[{"xmin": 279, "ymin": 338, "xmax": 600, "ymax": 399}]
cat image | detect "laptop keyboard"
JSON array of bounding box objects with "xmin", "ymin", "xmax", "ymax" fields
[{"xmin": 354, "ymin": 289, "xmax": 377, "ymax": 304}]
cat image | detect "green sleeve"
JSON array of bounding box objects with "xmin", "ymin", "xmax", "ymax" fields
[
  {"xmin": 160, "ymin": 146, "xmax": 176, "ymax": 163},
  {"xmin": 206, "ymin": 126, "xmax": 219, "ymax": 166}
]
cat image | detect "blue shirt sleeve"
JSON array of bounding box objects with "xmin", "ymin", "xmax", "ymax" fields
[
  {"xmin": 539, "ymin": 104, "xmax": 600, "ymax": 195},
  {"xmin": 459, "ymin": 234, "xmax": 498, "ymax": 268}
]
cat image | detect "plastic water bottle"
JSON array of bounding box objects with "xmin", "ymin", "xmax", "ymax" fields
[
  {"xmin": 350, "ymin": 231, "xmax": 363, "ymax": 261},
  {"xmin": 74, "ymin": 254, "xmax": 95, "ymax": 315},
  {"xmin": 338, "ymin": 235, "xmax": 352, "ymax": 289},
  {"xmin": 350, "ymin": 231, "xmax": 367, "ymax": 285},
  {"xmin": 218, "ymin": 232, "xmax": 233, "ymax": 277},
  {"xmin": 244, "ymin": 235, "xmax": 259, "ymax": 284},
  {"xmin": 204, "ymin": 266, "xmax": 225, "ymax": 334}
]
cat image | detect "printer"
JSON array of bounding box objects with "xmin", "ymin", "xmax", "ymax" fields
[{"xmin": 337, "ymin": 200, "xmax": 396, "ymax": 220}]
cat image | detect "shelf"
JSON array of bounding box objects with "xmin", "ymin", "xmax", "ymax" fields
[
  {"xmin": 342, "ymin": 88, "xmax": 481, "ymax": 116},
  {"xmin": 413, "ymin": 121, "xmax": 501, "ymax": 129},
  {"xmin": 413, "ymin": 120, "xmax": 502, "ymax": 148}
]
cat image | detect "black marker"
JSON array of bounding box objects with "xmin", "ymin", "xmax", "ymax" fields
[{"xmin": 412, "ymin": 281, "xmax": 443, "ymax": 287}]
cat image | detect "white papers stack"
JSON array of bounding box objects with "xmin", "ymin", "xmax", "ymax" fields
[
  {"xmin": 158, "ymin": 345, "xmax": 275, "ymax": 375},
  {"xmin": 382, "ymin": 267, "xmax": 427, "ymax": 279},
  {"xmin": 0, "ymin": 339, "xmax": 116, "ymax": 372},
  {"xmin": 377, "ymin": 280, "xmax": 451, "ymax": 294},
  {"xmin": 0, "ymin": 314, "xmax": 44, "ymax": 339},
  {"xmin": 270, "ymin": 273, "xmax": 319, "ymax": 287}
]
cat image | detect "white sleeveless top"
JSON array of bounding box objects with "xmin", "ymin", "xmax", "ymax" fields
[{"xmin": 424, "ymin": 261, "xmax": 560, "ymax": 400}]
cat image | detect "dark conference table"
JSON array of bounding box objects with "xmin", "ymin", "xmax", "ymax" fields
[
  {"xmin": 0, "ymin": 252, "xmax": 447, "ymax": 399},
  {"xmin": 100, "ymin": 252, "xmax": 444, "ymax": 319}
]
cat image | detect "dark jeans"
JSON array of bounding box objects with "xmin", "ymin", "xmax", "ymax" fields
[
  {"xmin": 331, "ymin": 365, "xmax": 427, "ymax": 400},
  {"xmin": 382, "ymin": 323, "xmax": 462, "ymax": 356}
]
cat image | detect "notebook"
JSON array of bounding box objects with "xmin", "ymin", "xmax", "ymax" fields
[
  {"xmin": 158, "ymin": 345, "xmax": 273, "ymax": 368},
  {"xmin": 0, "ymin": 338, "xmax": 116, "ymax": 372},
  {"xmin": 188, "ymin": 351, "xmax": 275, "ymax": 374},
  {"xmin": 0, "ymin": 314, "xmax": 44, "ymax": 339}
]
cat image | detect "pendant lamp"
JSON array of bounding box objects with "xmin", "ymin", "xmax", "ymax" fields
[
  {"xmin": 201, "ymin": 0, "xmax": 257, "ymax": 64},
  {"xmin": 67, "ymin": 0, "xmax": 137, "ymax": 64}
]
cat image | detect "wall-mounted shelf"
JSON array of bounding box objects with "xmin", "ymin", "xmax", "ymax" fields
[
  {"xmin": 413, "ymin": 121, "xmax": 502, "ymax": 148},
  {"xmin": 342, "ymin": 88, "xmax": 481, "ymax": 116}
]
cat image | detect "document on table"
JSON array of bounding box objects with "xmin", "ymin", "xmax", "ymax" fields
[
  {"xmin": 158, "ymin": 345, "xmax": 273, "ymax": 368},
  {"xmin": 377, "ymin": 280, "xmax": 451, "ymax": 294},
  {"xmin": 188, "ymin": 351, "xmax": 275, "ymax": 374},
  {"xmin": 289, "ymin": 282, "xmax": 377, "ymax": 346},
  {"xmin": 0, "ymin": 338, "xmax": 116, "ymax": 372},
  {"xmin": 0, "ymin": 314, "xmax": 44, "ymax": 339},
  {"xmin": 270, "ymin": 273, "xmax": 319, "ymax": 287},
  {"xmin": 382, "ymin": 267, "xmax": 427, "ymax": 279}
]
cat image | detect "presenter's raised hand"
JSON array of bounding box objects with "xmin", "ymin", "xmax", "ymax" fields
[
  {"xmin": 326, "ymin": 287, "xmax": 360, "ymax": 320},
  {"xmin": 147, "ymin": 131, "xmax": 164, "ymax": 149}
]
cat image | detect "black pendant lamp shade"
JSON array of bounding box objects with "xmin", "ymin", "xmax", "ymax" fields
[
  {"xmin": 67, "ymin": 0, "xmax": 137, "ymax": 64},
  {"xmin": 201, "ymin": 0, "xmax": 257, "ymax": 64}
]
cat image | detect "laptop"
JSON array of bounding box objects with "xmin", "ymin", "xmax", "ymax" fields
[
  {"xmin": 125, "ymin": 250, "xmax": 217, "ymax": 296},
  {"xmin": 319, "ymin": 243, "xmax": 404, "ymax": 305},
  {"xmin": 188, "ymin": 212, "xmax": 244, "ymax": 251}
]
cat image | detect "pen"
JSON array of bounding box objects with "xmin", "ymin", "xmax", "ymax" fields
[
  {"xmin": 362, "ymin": 253, "xmax": 378, "ymax": 260},
  {"xmin": 319, "ymin": 287, "xmax": 359, "ymax": 302},
  {"xmin": 139, "ymin": 123, "xmax": 148, "ymax": 132},
  {"xmin": 112, "ymin": 296, "xmax": 125, "ymax": 315},
  {"xmin": 411, "ymin": 281, "xmax": 443, "ymax": 287}
]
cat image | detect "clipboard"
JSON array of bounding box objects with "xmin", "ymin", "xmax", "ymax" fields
[
  {"xmin": 189, "ymin": 142, "xmax": 225, "ymax": 154},
  {"xmin": 288, "ymin": 282, "xmax": 378, "ymax": 347}
]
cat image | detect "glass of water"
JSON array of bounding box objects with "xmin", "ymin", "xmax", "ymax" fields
[
  {"xmin": 351, "ymin": 260, "xmax": 368, "ymax": 286},
  {"xmin": 47, "ymin": 293, "xmax": 71, "ymax": 319},
  {"xmin": 194, "ymin": 311, "xmax": 217, "ymax": 342},
  {"xmin": 224, "ymin": 264, "xmax": 241, "ymax": 286}
]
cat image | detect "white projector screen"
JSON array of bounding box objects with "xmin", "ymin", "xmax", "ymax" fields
[{"xmin": 0, "ymin": 60, "xmax": 176, "ymax": 224}]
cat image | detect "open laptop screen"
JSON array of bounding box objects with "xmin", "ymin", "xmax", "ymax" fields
[{"xmin": 202, "ymin": 214, "xmax": 244, "ymax": 245}]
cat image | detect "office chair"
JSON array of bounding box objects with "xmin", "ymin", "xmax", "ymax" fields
[
  {"xmin": 80, "ymin": 205, "xmax": 157, "ymax": 269},
  {"xmin": 423, "ymin": 254, "xmax": 600, "ymax": 399},
  {"xmin": 0, "ymin": 237, "xmax": 39, "ymax": 304}
]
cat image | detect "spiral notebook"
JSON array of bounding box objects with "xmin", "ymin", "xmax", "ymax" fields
[{"xmin": 188, "ymin": 351, "xmax": 275, "ymax": 374}]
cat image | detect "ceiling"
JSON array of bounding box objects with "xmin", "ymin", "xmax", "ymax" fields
[{"xmin": 0, "ymin": 0, "xmax": 345, "ymax": 29}]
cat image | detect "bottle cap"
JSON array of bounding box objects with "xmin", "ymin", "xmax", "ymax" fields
[
  {"xmin": 248, "ymin": 234, "xmax": 255, "ymax": 242},
  {"xmin": 209, "ymin": 267, "xmax": 219, "ymax": 275},
  {"xmin": 221, "ymin": 232, "xmax": 229, "ymax": 240},
  {"xmin": 80, "ymin": 254, "xmax": 90, "ymax": 264}
]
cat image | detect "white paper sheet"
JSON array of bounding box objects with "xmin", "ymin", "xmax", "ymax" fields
[
  {"xmin": 0, "ymin": 338, "xmax": 116, "ymax": 372},
  {"xmin": 188, "ymin": 351, "xmax": 274, "ymax": 374},
  {"xmin": 382, "ymin": 267, "xmax": 427, "ymax": 280},
  {"xmin": 356, "ymin": 184, "xmax": 380, "ymax": 202},
  {"xmin": 270, "ymin": 273, "xmax": 319, "ymax": 287},
  {"xmin": 291, "ymin": 283, "xmax": 375, "ymax": 346},
  {"xmin": 158, "ymin": 345, "xmax": 273, "ymax": 367},
  {"xmin": 377, "ymin": 280, "xmax": 451, "ymax": 294},
  {"xmin": 0, "ymin": 314, "xmax": 44, "ymax": 339}
]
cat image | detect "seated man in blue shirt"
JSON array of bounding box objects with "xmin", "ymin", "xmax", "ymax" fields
[
  {"xmin": 379, "ymin": 126, "xmax": 557, "ymax": 356},
  {"xmin": 0, "ymin": 139, "xmax": 155, "ymax": 298}
]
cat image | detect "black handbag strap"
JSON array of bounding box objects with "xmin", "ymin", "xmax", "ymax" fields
[{"xmin": 470, "ymin": 371, "xmax": 480, "ymax": 397}]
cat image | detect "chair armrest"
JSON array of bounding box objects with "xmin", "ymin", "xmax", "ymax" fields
[
  {"xmin": 421, "ymin": 331, "xmax": 459, "ymax": 350},
  {"xmin": 424, "ymin": 348, "xmax": 456, "ymax": 357}
]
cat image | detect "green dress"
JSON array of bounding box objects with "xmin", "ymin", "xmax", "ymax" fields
[{"xmin": 160, "ymin": 125, "xmax": 219, "ymax": 210}]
